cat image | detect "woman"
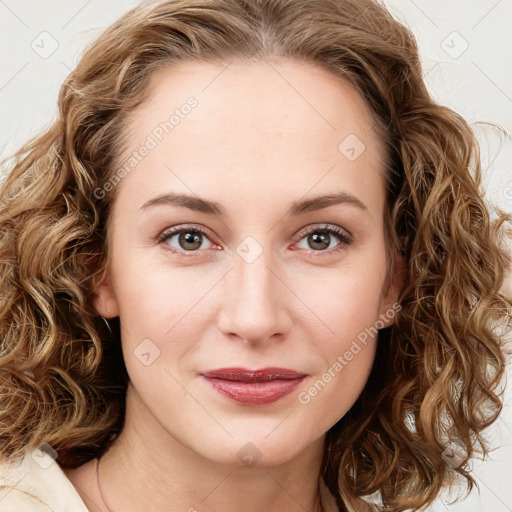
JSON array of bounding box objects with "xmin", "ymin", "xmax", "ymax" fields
[{"xmin": 0, "ymin": 1, "xmax": 511, "ymax": 511}]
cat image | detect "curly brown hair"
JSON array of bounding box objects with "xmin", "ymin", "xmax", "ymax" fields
[{"xmin": 1, "ymin": 1, "xmax": 511, "ymax": 510}]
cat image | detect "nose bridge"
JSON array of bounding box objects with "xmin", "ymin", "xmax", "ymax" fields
[{"xmin": 217, "ymin": 242, "xmax": 291, "ymax": 343}]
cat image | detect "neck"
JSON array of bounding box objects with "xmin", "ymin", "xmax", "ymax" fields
[{"xmin": 96, "ymin": 382, "xmax": 326, "ymax": 512}]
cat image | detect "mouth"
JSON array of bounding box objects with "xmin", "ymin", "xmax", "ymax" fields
[{"xmin": 200, "ymin": 367, "xmax": 308, "ymax": 406}]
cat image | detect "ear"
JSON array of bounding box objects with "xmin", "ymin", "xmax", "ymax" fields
[
  {"xmin": 377, "ymin": 250, "xmax": 407, "ymax": 328},
  {"xmin": 91, "ymin": 268, "xmax": 120, "ymax": 319}
]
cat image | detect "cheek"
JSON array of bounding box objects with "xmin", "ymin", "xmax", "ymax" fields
[
  {"xmin": 295, "ymin": 256, "xmax": 387, "ymax": 345},
  {"xmin": 296, "ymin": 268, "xmax": 382, "ymax": 419},
  {"xmin": 110, "ymin": 248, "xmax": 207, "ymax": 331},
  {"xmin": 109, "ymin": 254, "xmax": 218, "ymax": 383},
  {"xmin": 297, "ymin": 338, "xmax": 377, "ymax": 430},
  {"xmin": 292, "ymin": 260, "xmax": 384, "ymax": 418}
]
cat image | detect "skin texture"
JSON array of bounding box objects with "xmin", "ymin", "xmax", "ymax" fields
[{"xmin": 64, "ymin": 59, "xmax": 405, "ymax": 512}]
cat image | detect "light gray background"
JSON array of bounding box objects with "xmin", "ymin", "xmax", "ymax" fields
[{"xmin": 0, "ymin": 1, "xmax": 511, "ymax": 511}]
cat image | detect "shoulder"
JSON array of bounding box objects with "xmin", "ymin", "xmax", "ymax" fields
[
  {"xmin": 0, "ymin": 487, "xmax": 54, "ymax": 512},
  {"xmin": 0, "ymin": 448, "xmax": 89, "ymax": 512}
]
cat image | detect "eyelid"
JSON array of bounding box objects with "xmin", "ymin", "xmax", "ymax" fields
[
  {"xmin": 156, "ymin": 224, "xmax": 218, "ymax": 247},
  {"xmin": 294, "ymin": 223, "xmax": 353, "ymax": 244},
  {"xmin": 156, "ymin": 222, "xmax": 353, "ymax": 255}
]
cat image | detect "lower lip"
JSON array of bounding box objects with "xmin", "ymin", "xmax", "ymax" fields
[{"xmin": 202, "ymin": 376, "xmax": 306, "ymax": 405}]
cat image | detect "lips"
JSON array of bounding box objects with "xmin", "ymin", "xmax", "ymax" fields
[
  {"xmin": 200, "ymin": 367, "xmax": 308, "ymax": 405},
  {"xmin": 201, "ymin": 367, "xmax": 307, "ymax": 381}
]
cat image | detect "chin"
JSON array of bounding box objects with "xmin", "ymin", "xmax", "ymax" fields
[{"xmin": 190, "ymin": 429, "xmax": 316, "ymax": 469}]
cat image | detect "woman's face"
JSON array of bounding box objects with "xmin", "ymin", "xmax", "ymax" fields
[{"xmin": 93, "ymin": 59, "xmax": 403, "ymax": 467}]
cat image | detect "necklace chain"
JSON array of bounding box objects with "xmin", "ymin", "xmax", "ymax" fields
[
  {"xmin": 96, "ymin": 456, "xmax": 114, "ymax": 512},
  {"xmin": 95, "ymin": 456, "xmax": 324, "ymax": 512}
]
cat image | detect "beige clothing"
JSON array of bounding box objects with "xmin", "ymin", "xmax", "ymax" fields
[
  {"xmin": 0, "ymin": 449, "xmax": 341, "ymax": 511},
  {"xmin": 0, "ymin": 450, "xmax": 88, "ymax": 511}
]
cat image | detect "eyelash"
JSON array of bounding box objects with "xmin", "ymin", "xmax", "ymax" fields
[{"xmin": 155, "ymin": 224, "xmax": 352, "ymax": 257}]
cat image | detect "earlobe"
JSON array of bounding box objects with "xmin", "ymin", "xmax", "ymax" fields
[{"xmin": 91, "ymin": 270, "xmax": 120, "ymax": 319}]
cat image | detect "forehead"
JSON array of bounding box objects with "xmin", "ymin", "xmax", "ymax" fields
[
  {"xmin": 114, "ymin": 58, "xmax": 388, "ymax": 214},
  {"xmin": 130, "ymin": 58, "xmax": 383, "ymax": 150}
]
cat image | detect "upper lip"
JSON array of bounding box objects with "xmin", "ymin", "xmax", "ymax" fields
[{"xmin": 200, "ymin": 367, "xmax": 308, "ymax": 382}]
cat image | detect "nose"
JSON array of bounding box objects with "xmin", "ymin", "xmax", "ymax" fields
[{"xmin": 217, "ymin": 248, "xmax": 293, "ymax": 346}]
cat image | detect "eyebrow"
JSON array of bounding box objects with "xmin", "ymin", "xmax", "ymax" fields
[{"xmin": 139, "ymin": 191, "xmax": 368, "ymax": 216}]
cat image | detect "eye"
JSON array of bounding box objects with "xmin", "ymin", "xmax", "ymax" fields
[
  {"xmin": 294, "ymin": 224, "xmax": 352, "ymax": 255},
  {"xmin": 156, "ymin": 225, "xmax": 217, "ymax": 255},
  {"xmin": 155, "ymin": 223, "xmax": 352, "ymax": 257}
]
